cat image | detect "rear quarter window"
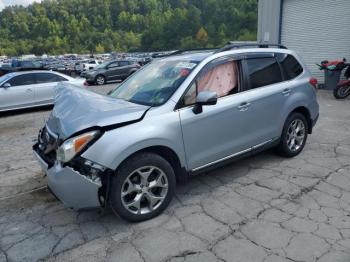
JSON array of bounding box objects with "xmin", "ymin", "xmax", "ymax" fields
[{"xmin": 277, "ymin": 53, "xmax": 303, "ymax": 80}]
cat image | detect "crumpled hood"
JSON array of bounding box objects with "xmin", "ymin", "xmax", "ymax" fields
[{"xmin": 47, "ymin": 83, "xmax": 150, "ymax": 139}]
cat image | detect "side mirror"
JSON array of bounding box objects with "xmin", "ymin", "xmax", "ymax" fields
[
  {"xmin": 193, "ymin": 90, "xmax": 217, "ymax": 114},
  {"xmin": 2, "ymin": 83, "xmax": 11, "ymax": 89}
]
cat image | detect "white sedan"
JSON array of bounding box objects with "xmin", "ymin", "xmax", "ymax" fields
[{"xmin": 0, "ymin": 71, "xmax": 86, "ymax": 112}]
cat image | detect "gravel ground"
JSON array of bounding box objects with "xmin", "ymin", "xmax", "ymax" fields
[{"xmin": 0, "ymin": 89, "xmax": 350, "ymax": 262}]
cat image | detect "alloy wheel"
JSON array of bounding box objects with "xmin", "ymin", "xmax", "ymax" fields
[
  {"xmin": 286, "ymin": 119, "xmax": 305, "ymax": 152},
  {"xmin": 121, "ymin": 166, "xmax": 168, "ymax": 215},
  {"xmin": 96, "ymin": 76, "xmax": 105, "ymax": 85}
]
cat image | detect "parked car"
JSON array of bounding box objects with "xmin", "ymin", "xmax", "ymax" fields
[
  {"xmin": 0, "ymin": 60, "xmax": 43, "ymax": 76},
  {"xmin": 0, "ymin": 71, "xmax": 85, "ymax": 112},
  {"xmin": 82, "ymin": 60, "xmax": 102, "ymax": 71},
  {"xmin": 84, "ymin": 60, "xmax": 141, "ymax": 85},
  {"xmin": 75, "ymin": 60, "xmax": 89, "ymax": 74},
  {"xmin": 33, "ymin": 44, "xmax": 319, "ymax": 222}
]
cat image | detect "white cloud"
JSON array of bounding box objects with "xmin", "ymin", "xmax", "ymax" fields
[{"xmin": 0, "ymin": 0, "xmax": 41, "ymax": 10}]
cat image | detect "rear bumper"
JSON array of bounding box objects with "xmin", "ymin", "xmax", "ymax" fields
[{"xmin": 33, "ymin": 148, "xmax": 101, "ymax": 210}]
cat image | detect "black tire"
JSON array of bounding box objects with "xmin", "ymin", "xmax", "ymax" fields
[
  {"xmin": 277, "ymin": 112, "xmax": 308, "ymax": 157},
  {"xmin": 110, "ymin": 152, "xmax": 176, "ymax": 222},
  {"xmin": 95, "ymin": 75, "xmax": 106, "ymax": 85},
  {"xmin": 333, "ymin": 85, "xmax": 350, "ymax": 99}
]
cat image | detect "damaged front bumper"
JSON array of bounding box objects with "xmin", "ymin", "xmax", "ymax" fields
[{"xmin": 33, "ymin": 145, "xmax": 102, "ymax": 210}]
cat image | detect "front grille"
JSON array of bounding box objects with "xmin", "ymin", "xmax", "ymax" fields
[{"xmin": 35, "ymin": 125, "xmax": 59, "ymax": 167}]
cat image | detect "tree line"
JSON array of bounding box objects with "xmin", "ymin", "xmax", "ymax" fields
[{"xmin": 0, "ymin": 0, "xmax": 258, "ymax": 56}]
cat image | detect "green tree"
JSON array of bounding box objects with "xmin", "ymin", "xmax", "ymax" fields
[
  {"xmin": 95, "ymin": 43, "xmax": 105, "ymax": 53},
  {"xmin": 0, "ymin": 0, "xmax": 258, "ymax": 55},
  {"xmin": 196, "ymin": 27, "xmax": 208, "ymax": 46}
]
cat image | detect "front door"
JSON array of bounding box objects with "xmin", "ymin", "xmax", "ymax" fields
[
  {"xmin": 0, "ymin": 73, "xmax": 36, "ymax": 111},
  {"xmin": 178, "ymin": 57, "xmax": 259, "ymax": 170}
]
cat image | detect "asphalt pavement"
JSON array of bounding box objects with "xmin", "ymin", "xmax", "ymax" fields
[{"xmin": 0, "ymin": 89, "xmax": 350, "ymax": 262}]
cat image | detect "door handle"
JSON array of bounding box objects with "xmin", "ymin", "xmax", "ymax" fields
[
  {"xmin": 238, "ymin": 102, "xmax": 251, "ymax": 111},
  {"xmin": 26, "ymin": 88, "xmax": 33, "ymax": 92},
  {"xmin": 282, "ymin": 88, "xmax": 291, "ymax": 96}
]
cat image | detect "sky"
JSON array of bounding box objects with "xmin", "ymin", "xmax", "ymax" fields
[{"xmin": 0, "ymin": 0, "xmax": 41, "ymax": 10}]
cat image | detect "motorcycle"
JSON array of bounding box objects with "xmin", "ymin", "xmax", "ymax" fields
[
  {"xmin": 318, "ymin": 59, "xmax": 350, "ymax": 99},
  {"xmin": 333, "ymin": 64, "xmax": 350, "ymax": 99}
]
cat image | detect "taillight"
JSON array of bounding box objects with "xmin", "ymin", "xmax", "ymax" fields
[{"xmin": 309, "ymin": 77, "xmax": 318, "ymax": 88}]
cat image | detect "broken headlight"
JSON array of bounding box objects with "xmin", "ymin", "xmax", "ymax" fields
[{"xmin": 56, "ymin": 130, "xmax": 100, "ymax": 163}]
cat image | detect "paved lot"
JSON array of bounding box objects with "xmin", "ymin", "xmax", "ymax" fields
[{"xmin": 0, "ymin": 89, "xmax": 350, "ymax": 262}]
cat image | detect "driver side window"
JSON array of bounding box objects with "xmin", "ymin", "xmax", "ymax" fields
[
  {"xmin": 183, "ymin": 58, "xmax": 240, "ymax": 106},
  {"xmin": 6, "ymin": 74, "xmax": 35, "ymax": 87}
]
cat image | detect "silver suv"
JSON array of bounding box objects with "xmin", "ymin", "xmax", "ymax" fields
[{"xmin": 33, "ymin": 44, "xmax": 319, "ymax": 222}]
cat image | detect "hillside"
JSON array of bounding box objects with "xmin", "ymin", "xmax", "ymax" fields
[{"xmin": 0, "ymin": 0, "xmax": 257, "ymax": 55}]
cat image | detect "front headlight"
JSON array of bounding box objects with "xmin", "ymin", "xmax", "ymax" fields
[{"xmin": 56, "ymin": 130, "xmax": 100, "ymax": 163}]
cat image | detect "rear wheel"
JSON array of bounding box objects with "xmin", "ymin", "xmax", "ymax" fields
[
  {"xmin": 277, "ymin": 113, "xmax": 308, "ymax": 157},
  {"xmin": 95, "ymin": 75, "xmax": 105, "ymax": 85},
  {"xmin": 333, "ymin": 85, "xmax": 350, "ymax": 99},
  {"xmin": 110, "ymin": 152, "xmax": 176, "ymax": 222}
]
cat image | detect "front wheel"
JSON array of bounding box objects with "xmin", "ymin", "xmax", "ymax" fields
[
  {"xmin": 333, "ymin": 85, "xmax": 350, "ymax": 99},
  {"xmin": 277, "ymin": 113, "xmax": 308, "ymax": 157},
  {"xmin": 109, "ymin": 152, "xmax": 176, "ymax": 222},
  {"xmin": 95, "ymin": 75, "xmax": 106, "ymax": 85}
]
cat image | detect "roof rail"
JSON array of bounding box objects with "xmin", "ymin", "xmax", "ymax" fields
[
  {"xmin": 214, "ymin": 42, "xmax": 287, "ymax": 53},
  {"xmin": 152, "ymin": 48, "xmax": 217, "ymax": 58}
]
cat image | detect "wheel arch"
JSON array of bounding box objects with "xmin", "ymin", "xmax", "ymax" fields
[
  {"xmin": 288, "ymin": 106, "xmax": 313, "ymax": 134},
  {"xmin": 129, "ymin": 68, "xmax": 138, "ymax": 74},
  {"xmin": 117, "ymin": 145, "xmax": 188, "ymax": 183},
  {"xmin": 95, "ymin": 74, "xmax": 106, "ymax": 81}
]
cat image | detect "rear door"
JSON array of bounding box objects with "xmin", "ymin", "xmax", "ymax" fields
[
  {"xmin": 34, "ymin": 72, "xmax": 68, "ymax": 104},
  {"xmin": 240, "ymin": 53, "xmax": 287, "ymax": 145},
  {"xmin": 118, "ymin": 61, "xmax": 132, "ymax": 78},
  {"xmin": 0, "ymin": 73, "xmax": 36, "ymax": 111}
]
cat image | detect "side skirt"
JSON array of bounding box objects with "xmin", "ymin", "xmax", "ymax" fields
[{"xmin": 189, "ymin": 138, "xmax": 280, "ymax": 176}]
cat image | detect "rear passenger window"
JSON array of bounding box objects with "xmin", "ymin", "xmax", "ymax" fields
[
  {"xmin": 277, "ymin": 54, "xmax": 303, "ymax": 80},
  {"xmin": 246, "ymin": 58, "xmax": 283, "ymax": 89},
  {"xmin": 36, "ymin": 73, "xmax": 60, "ymax": 83}
]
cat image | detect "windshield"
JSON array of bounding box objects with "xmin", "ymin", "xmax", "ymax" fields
[
  {"xmin": 0, "ymin": 73, "xmax": 13, "ymax": 84},
  {"xmin": 109, "ymin": 59, "xmax": 198, "ymax": 106}
]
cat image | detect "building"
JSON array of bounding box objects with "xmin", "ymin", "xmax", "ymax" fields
[{"xmin": 258, "ymin": 0, "xmax": 350, "ymax": 82}]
